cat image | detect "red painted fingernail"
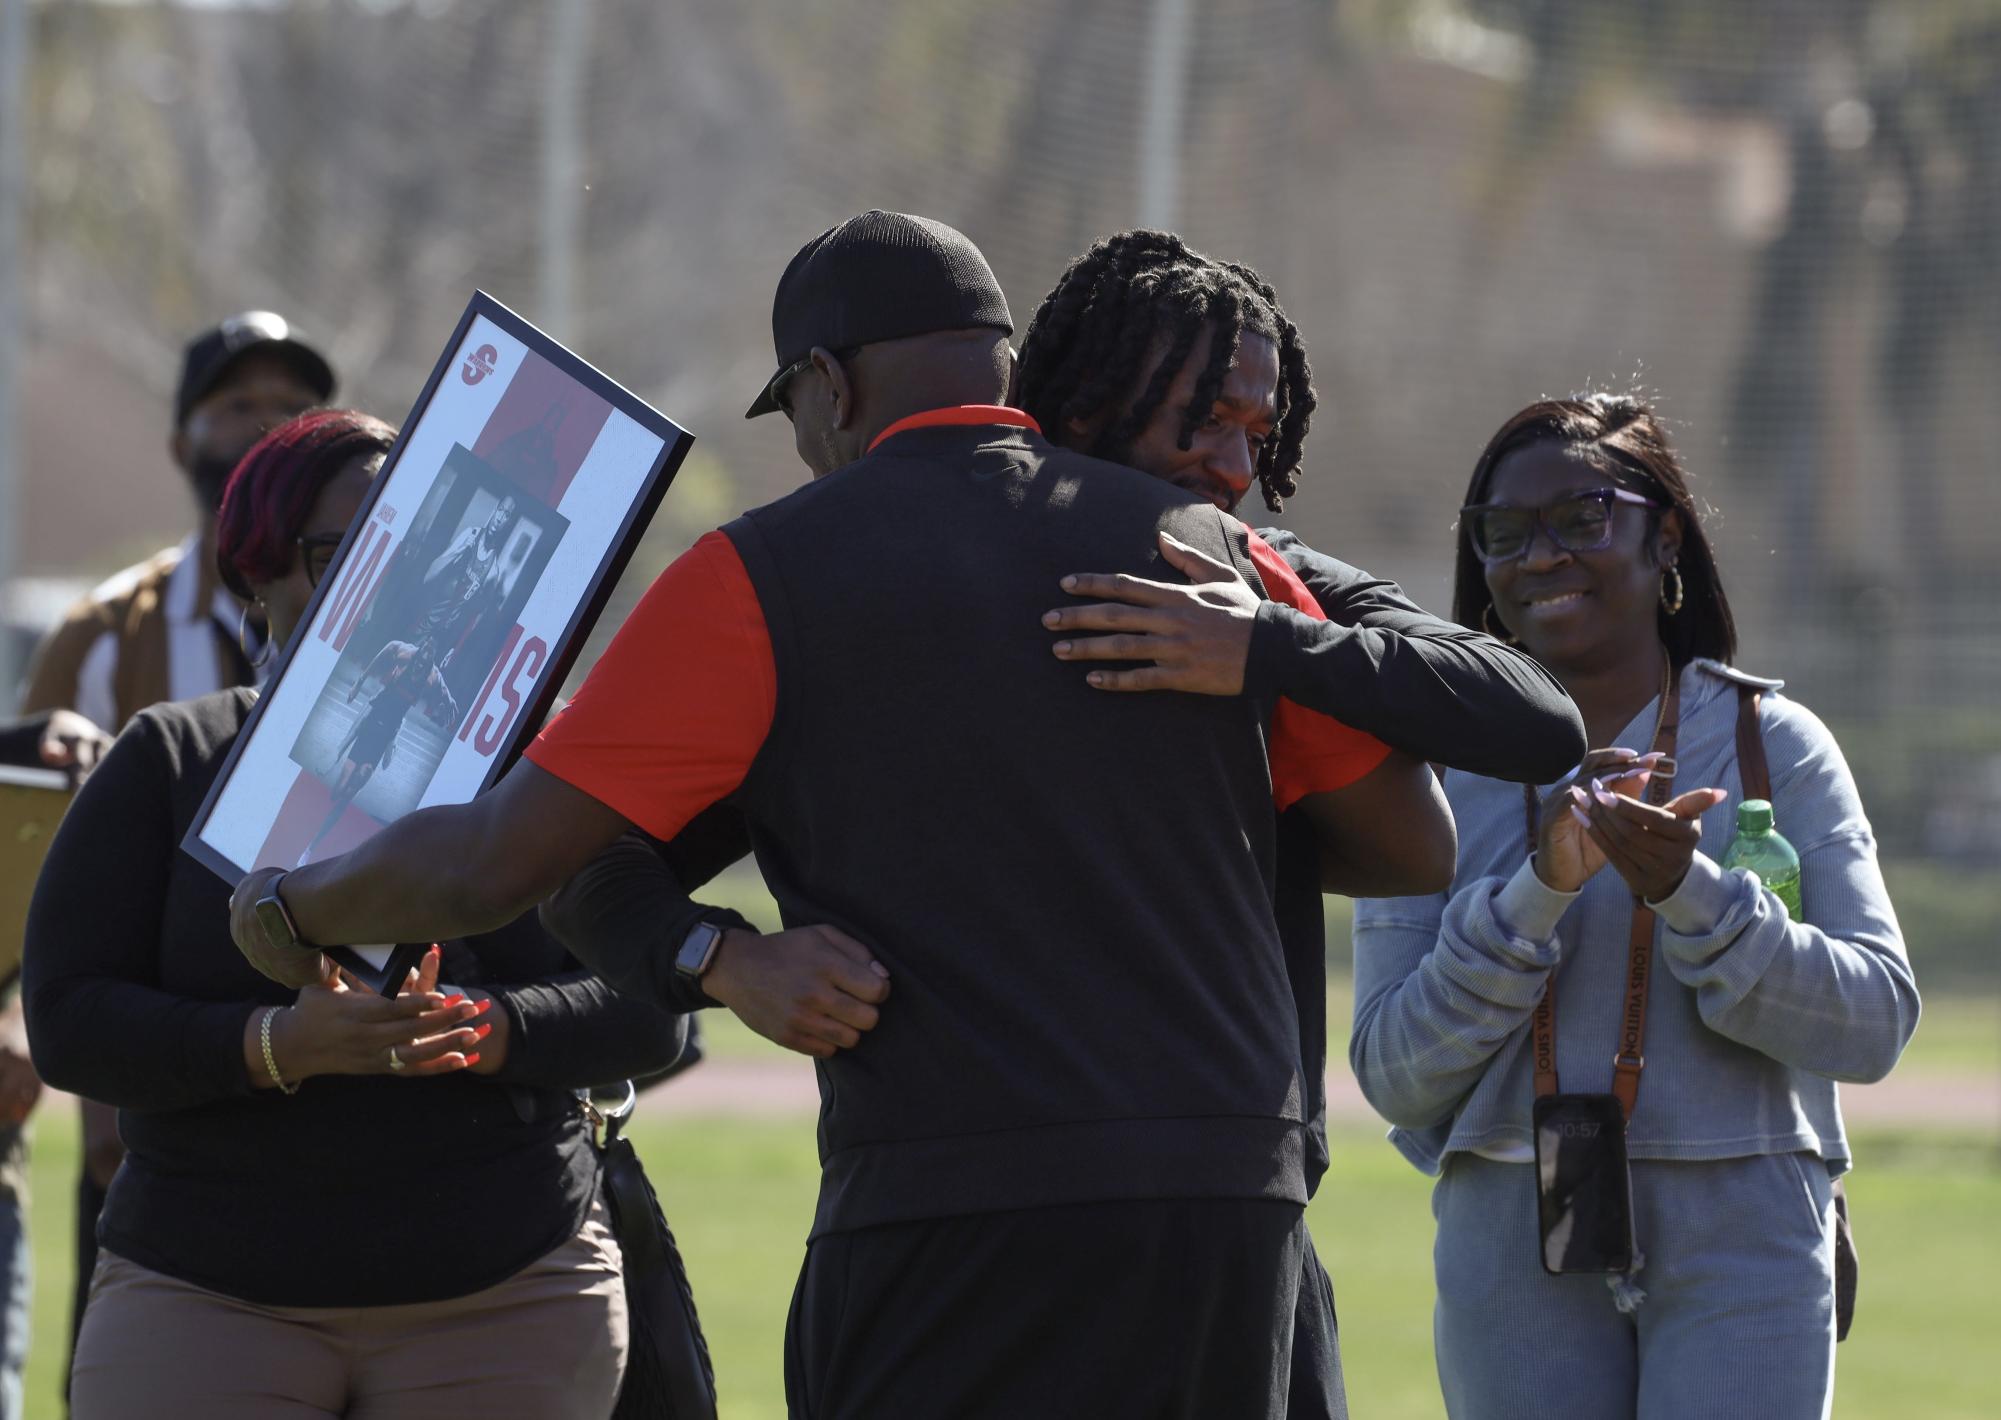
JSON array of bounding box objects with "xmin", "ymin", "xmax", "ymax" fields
[
  {"xmin": 474, "ymin": 998, "xmax": 493, "ymax": 1015},
  {"xmin": 464, "ymin": 1052, "xmax": 481, "ymax": 1066},
  {"xmin": 475, "ymin": 1023, "xmax": 492, "ymax": 1040}
]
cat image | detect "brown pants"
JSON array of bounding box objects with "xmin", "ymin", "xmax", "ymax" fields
[{"xmin": 70, "ymin": 1200, "xmax": 627, "ymax": 1419}]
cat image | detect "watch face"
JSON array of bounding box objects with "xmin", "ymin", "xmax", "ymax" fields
[
  {"xmin": 676, "ymin": 922, "xmax": 721, "ymax": 977},
  {"xmin": 254, "ymin": 895, "xmax": 296, "ymax": 950}
]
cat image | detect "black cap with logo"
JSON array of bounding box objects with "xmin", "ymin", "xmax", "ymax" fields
[
  {"xmin": 745, "ymin": 210, "xmax": 1013, "ymax": 419},
  {"xmin": 175, "ymin": 310, "xmax": 337, "ymax": 428}
]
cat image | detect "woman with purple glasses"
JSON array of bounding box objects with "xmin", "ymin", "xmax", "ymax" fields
[{"xmin": 1351, "ymin": 393, "xmax": 1917, "ymax": 1418}]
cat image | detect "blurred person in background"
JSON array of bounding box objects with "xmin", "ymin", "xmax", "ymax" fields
[
  {"xmin": 0, "ymin": 711, "xmax": 110, "ymax": 777},
  {"xmin": 1349, "ymin": 393, "xmax": 1918, "ymax": 1419},
  {"xmin": 25, "ymin": 410, "xmax": 678, "ymax": 1418},
  {"xmin": 13, "ymin": 310, "xmax": 334, "ymax": 1408},
  {"xmin": 0, "ymin": 711, "xmax": 108, "ymax": 1420},
  {"xmin": 1011, "ymin": 228, "xmax": 1586, "ymax": 1418}
]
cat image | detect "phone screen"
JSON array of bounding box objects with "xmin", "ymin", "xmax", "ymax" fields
[{"xmin": 1532, "ymin": 1093, "xmax": 1636, "ymax": 1274}]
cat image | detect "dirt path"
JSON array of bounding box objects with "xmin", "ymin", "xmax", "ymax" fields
[{"xmin": 640, "ymin": 1055, "xmax": 2001, "ymax": 1130}]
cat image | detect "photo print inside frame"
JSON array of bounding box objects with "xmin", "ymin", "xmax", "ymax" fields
[{"xmin": 184, "ymin": 293, "xmax": 692, "ymax": 991}]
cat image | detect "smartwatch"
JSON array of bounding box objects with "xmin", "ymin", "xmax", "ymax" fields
[
  {"xmin": 253, "ymin": 871, "xmax": 308, "ymax": 951},
  {"xmin": 673, "ymin": 919, "xmax": 728, "ymax": 980}
]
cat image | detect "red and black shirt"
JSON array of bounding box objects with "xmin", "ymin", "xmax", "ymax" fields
[{"xmin": 530, "ymin": 408, "xmax": 1389, "ymax": 1235}]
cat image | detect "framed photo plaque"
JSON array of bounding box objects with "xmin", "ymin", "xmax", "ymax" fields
[{"xmin": 184, "ymin": 292, "xmax": 691, "ymax": 989}]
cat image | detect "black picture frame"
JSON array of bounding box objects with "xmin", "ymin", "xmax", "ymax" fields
[{"xmin": 182, "ymin": 291, "xmax": 692, "ymax": 993}]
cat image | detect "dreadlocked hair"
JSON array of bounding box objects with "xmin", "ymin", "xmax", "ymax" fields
[{"xmin": 1017, "ymin": 229, "xmax": 1315, "ymax": 512}]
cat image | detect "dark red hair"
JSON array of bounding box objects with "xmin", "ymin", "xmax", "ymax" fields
[{"xmin": 215, "ymin": 409, "xmax": 396, "ymax": 600}]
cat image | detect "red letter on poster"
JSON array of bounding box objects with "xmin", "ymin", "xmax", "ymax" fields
[
  {"xmin": 459, "ymin": 624, "xmax": 525, "ymax": 743},
  {"xmin": 318, "ymin": 522, "xmax": 388, "ymax": 647},
  {"xmin": 474, "ymin": 636, "xmax": 548, "ymax": 757}
]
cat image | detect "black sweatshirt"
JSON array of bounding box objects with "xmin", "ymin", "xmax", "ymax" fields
[
  {"xmin": 545, "ymin": 527, "xmax": 1584, "ymax": 1197},
  {"xmin": 23, "ymin": 689, "xmax": 686, "ymax": 1306}
]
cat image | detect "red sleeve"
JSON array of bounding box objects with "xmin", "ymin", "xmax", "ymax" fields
[
  {"xmin": 1244, "ymin": 529, "xmax": 1394, "ymax": 809},
  {"xmin": 523, "ymin": 530, "xmax": 774, "ymax": 841}
]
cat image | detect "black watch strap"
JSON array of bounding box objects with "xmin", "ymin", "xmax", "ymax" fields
[{"xmin": 254, "ymin": 872, "xmax": 309, "ymax": 951}]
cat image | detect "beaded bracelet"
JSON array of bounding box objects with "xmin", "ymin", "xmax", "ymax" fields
[{"xmin": 259, "ymin": 1007, "xmax": 299, "ymax": 1095}]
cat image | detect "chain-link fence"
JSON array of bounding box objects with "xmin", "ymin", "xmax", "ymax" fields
[{"xmin": 8, "ymin": 0, "xmax": 1999, "ymax": 980}]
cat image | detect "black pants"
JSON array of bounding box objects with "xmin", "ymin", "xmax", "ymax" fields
[
  {"xmin": 785, "ymin": 1197, "xmax": 1306, "ymax": 1420},
  {"xmin": 1287, "ymin": 1228, "xmax": 1347, "ymax": 1420}
]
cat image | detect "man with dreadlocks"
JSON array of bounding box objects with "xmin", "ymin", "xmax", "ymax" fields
[
  {"xmin": 1024, "ymin": 229, "xmax": 1588, "ymax": 1418},
  {"xmin": 230, "ymin": 211, "xmax": 1460, "ymax": 1418}
]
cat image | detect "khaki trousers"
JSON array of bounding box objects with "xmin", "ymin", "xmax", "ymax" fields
[{"xmin": 70, "ymin": 1199, "xmax": 627, "ymax": 1419}]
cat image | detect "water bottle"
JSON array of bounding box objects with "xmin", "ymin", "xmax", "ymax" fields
[{"xmin": 1720, "ymin": 799, "xmax": 1802, "ymax": 919}]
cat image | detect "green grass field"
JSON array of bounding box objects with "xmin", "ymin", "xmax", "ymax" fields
[
  {"xmin": 19, "ymin": 867, "xmax": 1999, "ymax": 1420},
  {"xmin": 586, "ymin": 1123, "xmax": 2001, "ymax": 1420},
  {"xmin": 20, "ymin": 1111, "xmax": 1999, "ymax": 1418}
]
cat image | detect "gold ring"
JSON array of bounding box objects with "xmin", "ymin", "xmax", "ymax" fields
[{"xmin": 387, "ymin": 1046, "xmax": 405, "ymax": 1072}]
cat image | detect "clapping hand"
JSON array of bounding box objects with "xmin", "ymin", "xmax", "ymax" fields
[
  {"xmin": 1577, "ymin": 780, "xmax": 1730, "ymax": 903},
  {"xmin": 1532, "ymin": 749, "xmax": 1662, "ymax": 894},
  {"xmin": 264, "ymin": 946, "xmax": 489, "ymax": 1082}
]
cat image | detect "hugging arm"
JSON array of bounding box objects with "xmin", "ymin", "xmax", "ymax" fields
[
  {"xmin": 1248, "ymin": 528, "xmax": 1586, "ymax": 783},
  {"xmin": 1295, "ymin": 752, "xmax": 1456, "ymax": 897},
  {"xmin": 541, "ymin": 808, "xmax": 892, "ymax": 1059}
]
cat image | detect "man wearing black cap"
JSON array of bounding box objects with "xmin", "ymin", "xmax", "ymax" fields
[
  {"xmin": 18, "ymin": 310, "xmax": 332, "ymax": 1398},
  {"xmin": 23, "ymin": 311, "xmax": 336, "ymax": 732},
  {"xmin": 229, "ymin": 213, "xmax": 1444, "ymax": 1416}
]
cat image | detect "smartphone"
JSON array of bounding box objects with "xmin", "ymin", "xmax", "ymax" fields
[{"xmin": 1532, "ymin": 1093, "xmax": 1636, "ymax": 1274}]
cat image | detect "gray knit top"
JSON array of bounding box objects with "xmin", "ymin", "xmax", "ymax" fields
[{"xmin": 1351, "ymin": 658, "xmax": 1919, "ymax": 1178}]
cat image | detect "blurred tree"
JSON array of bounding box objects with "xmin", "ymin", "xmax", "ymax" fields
[{"xmin": 1447, "ymin": 0, "xmax": 2001, "ymax": 620}]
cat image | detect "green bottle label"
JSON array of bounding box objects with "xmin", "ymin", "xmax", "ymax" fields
[
  {"xmin": 1721, "ymin": 801, "xmax": 1803, "ymax": 921},
  {"xmin": 1762, "ymin": 867, "xmax": 1803, "ymax": 920}
]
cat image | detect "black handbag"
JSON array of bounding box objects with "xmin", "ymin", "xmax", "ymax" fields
[{"xmin": 588, "ymin": 1083, "xmax": 720, "ymax": 1419}]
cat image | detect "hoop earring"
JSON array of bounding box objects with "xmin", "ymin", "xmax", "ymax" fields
[
  {"xmin": 239, "ymin": 602, "xmax": 272, "ymax": 670},
  {"xmin": 1660, "ymin": 562, "xmax": 1685, "ymax": 616},
  {"xmin": 1481, "ymin": 604, "xmax": 1519, "ymax": 645}
]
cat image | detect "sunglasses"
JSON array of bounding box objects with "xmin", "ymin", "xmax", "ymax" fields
[
  {"xmin": 299, "ymin": 532, "xmax": 345, "ymax": 589},
  {"xmin": 771, "ymin": 346, "xmax": 862, "ymax": 417},
  {"xmin": 1460, "ymin": 487, "xmax": 1659, "ymax": 564}
]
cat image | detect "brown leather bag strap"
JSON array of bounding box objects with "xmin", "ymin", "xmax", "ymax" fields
[
  {"xmin": 1531, "ymin": 668, "xmax": 1682, "ymax": 1118},
  {"xmin": 1736, "ymin": 685, "xmax": 1771, "ymax": 803},
  {"xmin": 1611, "ymin": 907, "xmax": 1659, "ymax": 1117}
]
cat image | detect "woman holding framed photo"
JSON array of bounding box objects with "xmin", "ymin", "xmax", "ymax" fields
[{"xmin": 24, "ymin": 409, "xmax": 685, "ymax": 1419}]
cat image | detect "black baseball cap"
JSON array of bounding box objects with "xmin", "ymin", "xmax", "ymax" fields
[
  {"xmin": 175, "ymin": 310, "xmax": 336, "ymax": 427},
  {"xmin": 746, "ymin": 210, "xmax": 1013, "ymax": 419}
]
